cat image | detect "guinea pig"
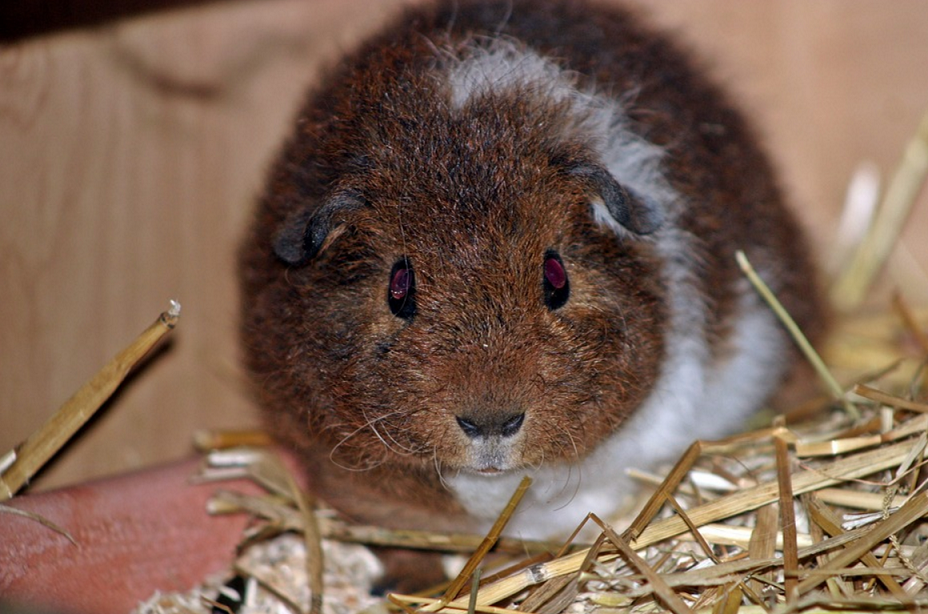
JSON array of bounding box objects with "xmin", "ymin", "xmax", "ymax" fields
[{"xmin": 240, "ymin": 0, "xmax": 822, "ymax": 545}]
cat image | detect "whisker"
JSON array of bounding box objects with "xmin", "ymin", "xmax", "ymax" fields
[
  {"xmin": 328, "ymin": 407, "xmax": 419, "ymax": 470},
  {"xmin": 372, "ymin": 411, "xmax": 420, "ymax": 455},
  {"xmin": 434, "ymin": 453, "xmax": 452, "ymax": 490},
  {"xmin": 549, "ymin": 422, "xmax": 584, "ymax": 511}
]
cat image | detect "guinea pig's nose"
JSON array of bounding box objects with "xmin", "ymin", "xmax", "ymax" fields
[{"xmin": 456, "ymin": 412, "xmax": 525, "ymax": 439}]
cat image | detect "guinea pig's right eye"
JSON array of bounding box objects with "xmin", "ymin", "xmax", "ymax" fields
[
  {"xmin": 388, "ymin": 260, "xmax": 416, "ymax": 319},
  {"xmin": 543, "ymin": 251, "xmax": 570, "ymax": 310}
]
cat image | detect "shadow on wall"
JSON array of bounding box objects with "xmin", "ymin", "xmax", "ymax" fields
[{"xmin": 0, "ymin": 0, "xmax": 233, "ymax": 41}]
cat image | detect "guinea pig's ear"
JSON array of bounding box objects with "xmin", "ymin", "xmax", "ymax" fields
[
  {"xmin": 273, "ymin": 191, "xmax": 365, "ymax": 266},
  {"xmin": 567, "ymin": 163, "xmax": 663, "ymax": 236}
]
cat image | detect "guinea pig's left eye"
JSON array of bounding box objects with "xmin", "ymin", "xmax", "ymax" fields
[
  {"xmin": 388, "ymin": 259, "xmax": 416, "ymax": 319},
  {"xmin": 543, "ymin": 251, "xmax": 569, "ymax": 310}
]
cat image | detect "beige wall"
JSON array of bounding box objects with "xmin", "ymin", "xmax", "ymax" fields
[{"xmin": 2, "ymin": 0, "xmax": 927, "ymax": 490}]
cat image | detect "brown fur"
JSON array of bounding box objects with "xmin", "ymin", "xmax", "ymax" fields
[{"xmin": 240, "ymin": 0, "xmax": 822, "ymax": 547}]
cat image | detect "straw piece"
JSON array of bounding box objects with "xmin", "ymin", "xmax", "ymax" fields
[
  {"xmin": 291, "ymin": 478, "xmax": 324, "ymax": 614},
  {"xmin": 894, "ymin": 431, "xmax": 927, "ymax": 484},
  {"xmin": 0, "ymin": 503, "xmax": 77, "ymax": 545},
  {"xmin": 193, "ymin": 430, "xmax": 274, "ymax": 452},
  {"xmin": 775, "ymin": 435, "xmax": 800, "ymax": 603},
  {"xmin": 815, "ymin": 487, "xmax": 907, "ymax": 511},
  {"xmin": 667, "ymin": 494, "xmax": 719, "ymax": 564},
  {"xmin": 787, "ymin": 566, "xmax": 913, "ymax": 579},
  {"xmin": 697, "ymin": 522, "xmax": 812, "ymax": 550},
  {"xmin": 853, "ymin": 383, "xmax": 928, "ymax": 413},
  {"xmin": 467, "ymin": 567, "xmax": 481, "ymax": 614},
  {"xmin": 795, "ymin": 413, "xmax": 928, "ymax": 457},
  {"xmin": 0, "ymin": 301, "xmax": 181, "ymax": 500},
  {"xmin": 0, "ymin": 450, "xmax": 16, "ymax": 475},
  {"xmin": 747, "ymin": 503, "xmax": 777, "ymax": 596},
  {"xmin": 713, "ymin": 585, "xmax": 743, "ymax": 614},
  {"xmin": 736, "ymin": 251, "xmax": 859, "ymax": 420}
]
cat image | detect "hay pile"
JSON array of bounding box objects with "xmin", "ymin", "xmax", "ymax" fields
[{"xmin": 141, "ymin": 379, "xmax": 928, "ymax": 614}]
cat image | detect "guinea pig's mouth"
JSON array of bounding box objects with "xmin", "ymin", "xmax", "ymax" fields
[
  {"xmin": 464, "ymin": 458, "xmax": 520, "ymax": 475},
  {"xmin": 459, "ymin": 438, "xmax": 523, "ymax": 474}
]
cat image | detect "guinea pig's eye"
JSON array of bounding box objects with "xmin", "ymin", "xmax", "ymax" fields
[
  {"xmin": 543, "ymin": 251, "xmax": 569, "ymax": 310},
  {"xmin": 388, "ymin": 259, "xmax": 416, "ymax": 319}
]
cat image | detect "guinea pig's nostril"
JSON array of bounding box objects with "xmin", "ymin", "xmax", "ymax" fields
[
  {"xmin": 456, "ymin": 416, "xmax": 482, "ymax": 438},
  {"xmin": 456, "ymin": 413, "xmax": 525, "ymax": 439},
  {"xmin": 500, "ymin": 412, "xmax": 525, "ymax": 437}
]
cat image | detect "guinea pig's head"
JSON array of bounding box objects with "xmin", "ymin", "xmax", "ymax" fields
[{"xmin": 242, "ymin": 41, "xmax": 668, "ymax": 479}]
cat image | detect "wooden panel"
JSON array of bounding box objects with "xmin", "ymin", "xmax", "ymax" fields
[
  {"xmin": 1, "ymin": 0, "xmax": 926, "ymax": 491},
  {"xmin": 0, "ymin": 0, "xmax": 410, "ymax": 490}
]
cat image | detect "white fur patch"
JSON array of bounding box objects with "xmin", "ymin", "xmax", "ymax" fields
[
  {"xmin": 444, "ymin": 39, "xmax": 677, "ymax": 235},
  {"xmin": 445, "ymin": 40, "xmax": 568, "ymax": 110},
  {"xmin": 441, "ymin": 40, "xmax": 789, "ymax": 539}
]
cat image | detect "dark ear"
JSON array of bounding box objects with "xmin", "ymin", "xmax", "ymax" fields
[
  {"xmin": 273, "ymin": 191, "xmax": 365, "ymax": 266},
  {"xmin": 566, "ymin": 163, "xmax": 663, "ymax": 236}
]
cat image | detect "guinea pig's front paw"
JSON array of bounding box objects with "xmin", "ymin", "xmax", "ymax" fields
[{"xmin": 370, "ymin": 548, "xmax": 448, "ymax": 596}]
